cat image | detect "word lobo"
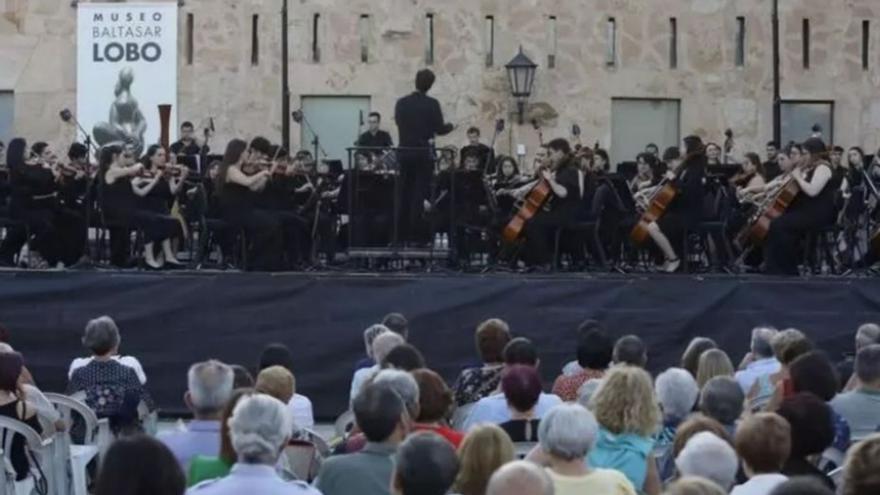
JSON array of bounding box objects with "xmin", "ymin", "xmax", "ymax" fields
[{"xmin": 92, "ymin": 42, "xmax": 161, "ymax": 63}]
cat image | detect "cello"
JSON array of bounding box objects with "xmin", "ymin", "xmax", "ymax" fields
[
  {"xmin": 630, "ymin": 149, "xmax": 704, "ymax": 244},
  {"xmin": 501, "ymin": 160, "xmax": 554, "ymax": 244},
  {"xmin": 735, "ymin": 176, "xmax": 800, "ymax": 248}
]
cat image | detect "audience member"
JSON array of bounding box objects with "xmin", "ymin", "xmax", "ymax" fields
[
  {"xmin": 187, "ymin": 394, "xmax": 319, "ymax": 495},
  {"xmin": 575, "ymin": 378, "xmax": 603, "ymax": 407},
  {"xmin": 681, "ymin": 337, "xmax": 718, "ymax": 378},
  {"xmin": 588, "ymin": 366, "xmax": 661, "ymax": 494},
  {"xmin": 485, "ymin": 460, "xmax": 554, "ymax": 495},
  {"xmin": 552, "ymin": 328, "xmax": 612, "ymax": 401},
  {"xmin": 671, "ymin": 414, "xmax": 732, "ymax": 461},
  {"xmin": 613, "ymin": 335, "xmax": 648, "ymax": 368},
  {"xmin": 411, "ymin": 368, "xmax": 463, "ymax": 447},
  {"xmin": 560, "ymin": 319, "xmax": 605, "ymax": 375},
  {"xmin": 230, "ymin": 365, "xmax": 254, "ymax": 388},
  {"xmin": 832, "ymin": 344, "xmax": 880, "ymax": 441},
  {"xmin": 453, "ymin": 424, "xmax": 515, "ymax": 495},
  {"xmin": 66, "ymin": 316, "xmax": 153, "ymax": 433},
  {"xmin": 453, "ymin": 319, "xmax": 511, "ymax": 406},
  {"xmin": 373, "ymin": 369, "xmax": 420, "ymax": 419},
  {"xmin": 839, "ymin": 323, "xmax": 880, "ymax": 390},
  {"xmin": 187, "ymin": 388, "xmax": 252, "ymax": 486},
  {"xmin": 381, "ymin": 344, "xmax": 426, "ymax": 371},
  {"xmin": 776, "ymin": 393, "xmax": 835, "ymax": 490},
  {"xmin": 539, "ymin": 404, "xmax": 637, "ymax": 495},
  {"xmin": 664, "ymin": 476, "xmax": 728, "ymax": 495},
  {"xmin": 316, "ymin": 383, "xmax": 408, "ymax": 495},
  {"xmin": 159, "ymin": 360, "xmax": 234, "ymax": 469},
  {"xmin": 749, "ymin": 329, "xmax": 812, "ymax": 411},
  {"xmin": 696, "ymin": 349, "xmax": 735, "ymax": 389},
  {"xmin": 0, "ymin": 343, "xmax": 64, "ymax": 434},
  {"xmin": 96, "ymin": 435, "xmax": 186, "ymax": 495},
  {"xmin": 675, "ymin": 432, "xmax": 739, "ymax": 491},
  {"xmin": 654, "ymin": 368, "xmax": 700, "ymax": 480},
  {"xmin": 736, "ymin": 327, "xmax": 780, "ymax": 394},
  {"xmin": 392, "ymin": 432, "xmax": 459, "ymax": 495},
  {"xmin": 699, "ymin": 377, "xmax": 744, "ymax": 436},
  {"xmin": 499, "ymin": 365, "xmax": 543, "ymax": 442},
  {"xmin": 787, "ymin": 351, "xmax": 850, "ymax": 453},
  {"xmin": 381, "ymin": 312, "xmax": 409, "ymax": 340},
  {"xmin": 463, "ymin": 338, "xmax": 562, "ymax": 430},
  {"xmin": 0, "ymin": 352, "xmax": 42, "ymax": 482},
  {"xmin": 68, "ymin": 315, "xmax": 147, "ymax": 384},
  {"xmin": 355, "ymin": 324, "xmax": 390, "ymax": 371},
  {"xmin": 768, "ymin": 477, "xmax": 834, "ymax": 495},
  {"xmin": 350, "ymin": 330, "xmax": 404, "ymax": 402},
  {"xmin": 732, "ymin": 413, "xmax": 791, "ymax": 495},
  {"xmin": 841, "ymin": 433, "xmax": 880, "ymax": 495},
  {"xmin": 257, "ymin": 343, "xmax": 314, "ymax": 429},
  {"xmin": 255, "ymin": 366, "xmax": 294, "ymax": 404}
]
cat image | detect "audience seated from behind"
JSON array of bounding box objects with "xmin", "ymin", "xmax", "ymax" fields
[
  {"xmin": 552, "ymin": 326, "xmax": 612, "ymax": 401},
  {"xmin": 498, "ymin": 365, "xmax": 543, "ymax": 442},
  {"xmin": 453, "ymin": 424, "xmax": 515, "ymax": 495},
  {"xmin": 411, "ymin": 368, "xmax": 463, "ymax": 447},
  {"xmin": 559, "ymin": 319, "xmax": 606, "ymax": 376},
  {"xmin": 732, "ymin": 412, "xmax": 791, "ymax": 495},
  {"xmin": 664, "ymin": 476, "xmax": 728, "ymax": 495},
  {"xmin": 838, "ymin": 323, "xmax": 880, "ymax": 391},
  {"xmin": 587, "ymin": 365, "xmax": 662, "ymax": 495},
  {"xmin": 537, "ymin": 403, "xmax": 637, "ymax": 495},
  {"xmin": 68, "ymin": 315, "xmax": 148, "ymax": 385},
  {"xmin": 0, "ymin": 351, "xmax": 43, "ymax": 484},
  {"xmin": 670, "ymin": 414, "xmax": 733, "ymax": 466},
  {"xmin": 674, "ymin": 432, "xmax": 739, "ymax": 491},
  {"xmin": 768, "ymin": 477, "xmax": 835, "ymax": 495},
  {"xmin": 695, "ymin": 349, "xmax": 735, "ymax": 389},
  {"xmin": 0, "ymin": 342, "xmax": 64, "ymax": 435},
  {"xmin": 350, "ymin": 329, "xmax": 404, "ymax": 402},
  {"xmin": 186, "ymin": 394, "xmax": 320, "ymax": 495},
  {"xmin": 354, "ymin": 324, "xmax": 391, "ymax": 372},
  {"xmin": 832, "ymin": 344, "xmax": 880, "ymax": 442},
  {"xmin": 159, "ymin": 360, "xmax": 234, "ymax": 470},
  {"xmin": 187, "ymin": 388, "xmax": 252, "ymax": 486},
  {"xmin": 66, "ymin": 316, "xmax": 153, "ymax": 433},
  {"xmin": 485, "ymin": 460, "xmax": 554, "ymax": 495},
  {"xmin": 316, "ymin": 383, "xmax": 408, "ymax": 495},
  {"xmin": 735, "ymin": 327, "xmax": 780, "ymax": 396},
  {"xmin": 787, "ymin": 351, "xmax": 850, "ymax": 454},
  {"xmin": 257, "ymin": 343, "xmax": 314, "ymax": 429},
  {"xmin": 699, "ymin": 376, "xmax": 744, "ymax": 437},
  {"xmin": 775, "ymin": 393, "xmax": 835, "ymax": 490},
  {"xmin": 381, "ymin": 312, "xmax": 409, "ymax": 340},
  {"xmin": 680, "ymin": 337, "xmax": 718, "ymax": 378},
  {"xmin": 748, "ymin": 329, "xmax": 812, "ymax": 411},
  {"xmin": 613, "ymin": 335, "xmax": 649, "ymax": 368},
  {"xmin": 391, "ymin": 432, "xmax": 459, "ymax": 495},
  {"xmin": 255, "ymin": 366, "xmax": 295, "ymax": 411},
  {"xmin": 654, "ymin": 368, "xmax": 700, "ymax": 481},
  {"xmin": 95, "ymin": 435, "xmax": 186, "ymax": 495},
  {"xmin": 381, "ymin": 344, "xmax": 426, "ymax": 371},
  {"xmin": 463, "ymin": 338, "xmax": 562, "ymax": 430},
  {"xmin": 841, "ymin": 433, "xmax": 880, "ymax": 495},
  {"xmin": 453, "ymin": 318, "xmax": 512, "ymax": 407}
]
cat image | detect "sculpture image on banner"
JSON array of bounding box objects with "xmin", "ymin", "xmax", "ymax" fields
[{"xmin": 77, "ymin": 2, "xmax": 178, "ymax": 157}]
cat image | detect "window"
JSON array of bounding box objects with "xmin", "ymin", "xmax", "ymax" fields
[
  {"xmin": 611, "ymin": 98, "xmax": 681, "ymax": 169},
  {"xmin": 548, "ymin": 16, "xmax": 557, "ymax": 69},
  {"xmin": 251, "ymin": 15, "xmax": 259, "ymax": 65},
  {"xmin": 312, "ymin": 13, "xmax": 320, "ymax": 62},
  {"xmin": 606, "ymin": 17, "xmax": 617, "ymax": 66},
  {"xmin": 669, "ymin": 18, "xmax": 677, "ymax": 69},
  {"xmin": 781, "ymin": 100, "xmax": 834, "ymax": 145},
  {"xmin": 863, "ymin": 20, "xmax": 870, "ymax": 70},
  {"xmin": 359, "ymin": 14, "xmax": 370, "ymax": 63},
  {"xmin": 485, "ymin": 16, "xmax": 495, "ymax": 67},
  {"xmin": 425, "ymin": 13, "xmax": 435, "ymax": 65},
  {"xmin": 185, "ymin": 13, "xmax": 194, "ymax": 65},
  {"xmin": 802, "ymin": 18, "xmax": 810, "ymax": 69},
  {"xmin": 735, "ymin": 16, "xmax": 746, "ymax": 67},
  {"xmin": 0, "ymin": 91, "xmax": 13, "ymax": 145}
]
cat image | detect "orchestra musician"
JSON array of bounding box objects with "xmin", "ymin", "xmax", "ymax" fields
[
  {"xmin": 170, "ymin": 121, "xmax": 209, "ymax": 158},
  {"xmin": 460, "ymin": 127, "xmax": 494, "ymax": 173},
  {"xmin": 643, "ymin": 135, "xmax": 708, "ymax": 273},
  {"xmin": 519, "ymin": 138, "xmax": 581, "ymax": 269},
  {"xmin": 730, "ymin": 153, "xmax": 767, "ymax": 193},
  {"xmin": 136, "ymin": 145, "xmax": 189, "ymax": 267},
  {"xmin": 631, "ymin": 152, "xmax": 660, "ymax": 194},
  {"xmin": 764, "ymin": 138, "xmax": 840, "ymax": 275},
  {"xmin": 215, "ymin": 138, "xmax": 284, "ymax": 271},
  {"xmin": 355, "ymin": 112, "xmax": 394, "ymax": 154},
  {"xmin": 492, "ymin": 155, "xmax": 527, "ymax": 215},
  {"xmin": 705, "ymin": 142, "xmax": 723, "ymax": 167}
]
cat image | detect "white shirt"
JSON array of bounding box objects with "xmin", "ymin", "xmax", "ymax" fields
[
  {"xmin": 731, "ymin": 473, "xmax": 788, "ymax": 495},
  {"xmin": 68, "ymin": 355, "xmax": 147, "ymax": 385},
  {"xmin": 349, "ymin": 364, "xmax": 379, "ymax": 403},
  {"xmin": 735, "ymin": 357, "xmax": 780, "ymax": 393},
  {"xmin": 288, "ymin": 393, "xmax": 314, "ymax": 429},
  {"xmin": 463, "ymin": 391, "xmax": 562, "ymax": 431}
]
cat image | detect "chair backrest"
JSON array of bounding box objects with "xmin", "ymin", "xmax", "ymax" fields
[
  {"xmin": 828, "ymin": 466, "xmax": 844, "ymax": 488},
  {"xmin": 299, "ymin": 428, "xmax": 331, "ymax": 458},
  {"xmin": 43, "ymin": 393, "xmax": 98, "ymax": 444},
  {"xmin": 513, "ymin": 441, "xmax": 537, "ymax": 460},
  {"xmin": 0, "ymin": 415, "xmax": 55, "ymax": 495},
  {"xmin": 334, "ymin": 410, "xmax": 354, "ymax": 438},
  {"xmin": 282, "ymin": 441, "xmax": 320, "ymax": 482}
]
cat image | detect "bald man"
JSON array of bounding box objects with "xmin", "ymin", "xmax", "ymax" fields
[{"xmin": 486, "ymin": 461, "xmax": 554, "ymax": 495}]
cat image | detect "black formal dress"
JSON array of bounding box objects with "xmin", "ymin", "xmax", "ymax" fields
[
  {"xmin": 394, "ymin": 91, "xmax": 453, "ymax": 243},
  {"xmin": 765, "ymin": 163, "xmax": 839, "ymax": 275},
  {"xmin": 522, "ymin": 159, "xmax": 581, "ymax": 266},
  {"xmin": 170, "ymin": 139, "xmax": 206, "ymax": 157},
  {"xmin": 217, "ymin": 179, "xmax": 283, "ymax": 271},
  {"xmin": 764, "ymin": 160, "xmax": 782, "ymax": 181},
  {"xmin": 656, "ymin": 158, "xmax": 707, "ymax": 259}
]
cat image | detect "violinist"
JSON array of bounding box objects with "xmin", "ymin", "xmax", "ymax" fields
[
  {"xmin": 492, "ymin": 155, "xmax": 526, "ymax": 215},
  {"xmin": 764, "ymin": 138, "xmax": 839, "ymax": 275},
  {"xmin": 57, "ymin": 143, "xmax": 90, "ymax": 211},
  {"xmin": 643, "ymin": 135, "xmax": 707, "ymax": 273},
  {"xmin": 262, "ymin": 147, "xmax": 311, "ymax": 268},
  {"xmin": 520, "ymin": 138, "xmax": 581, "ymax": 269},
  {"xmin": 215, "ymin": 138, "xmax": 283, "ymax": 271},
  {"xmin": 135, "ymin": 145, "xmax": 188, "ymax": 267}
]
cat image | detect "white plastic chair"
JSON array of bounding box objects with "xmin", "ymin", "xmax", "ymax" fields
[
  {"xmin": 333, "ymin": 410, "xmax": 354, "ymax": 438},
  {"xmin": 0, "ymin": 416, "xmax": 56, "ymax": 495},
  {"xmin": 44, "ymin": 393, "xmax": 108, "ymax": 495}
]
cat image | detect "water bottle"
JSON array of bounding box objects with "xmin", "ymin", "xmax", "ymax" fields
[
  {"xmin": 441, "ymin": 233, "xmax": 449, "ymax": 249},
  {"xmin": 433, "ymin": 233, "xmax": 442, "ymax": 249}
]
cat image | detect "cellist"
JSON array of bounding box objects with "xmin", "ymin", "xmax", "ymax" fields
[{"xmin": 644, "ymin": 135, "xmax": 707, "ymax": 273}]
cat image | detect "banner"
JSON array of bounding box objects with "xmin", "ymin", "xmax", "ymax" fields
[{"xmin": 77, "ymin": 2, "xmax": 177, "ymax": 157}]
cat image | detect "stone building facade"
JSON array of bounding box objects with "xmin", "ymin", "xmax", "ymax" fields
[{"xmin": 2, "ymin": 0, "xmax": 879, "ymax": 165}]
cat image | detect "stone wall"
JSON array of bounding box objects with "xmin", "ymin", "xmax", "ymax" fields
[{"xmin": 2, "ymin": 0, "xmax": 879, "ymax": 161}]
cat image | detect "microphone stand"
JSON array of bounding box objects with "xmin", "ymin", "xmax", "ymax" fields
[
  {"xmin": 66, "ymin": 114, "xmax": 103, "ymax": 270},
  {"xmin": 296, "ymin": 111, "xmax": 328, "ymax": 162}
]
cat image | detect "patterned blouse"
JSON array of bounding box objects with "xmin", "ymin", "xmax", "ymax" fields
[
  {"xmin": 66, "ymin": 359, "xmax": 153, "ymax": 433},
  {"xmin": 551, "ymin": 368, "xmax": 606, "ymax": 402},
  {"xmin": 452, "ymin": 364, "xmax": 505, "ymax": 406}
]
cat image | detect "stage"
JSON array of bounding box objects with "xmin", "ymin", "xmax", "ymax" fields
[{"xmin": 2, "ymin": 268, "xmax": 879, "ymax": 419}]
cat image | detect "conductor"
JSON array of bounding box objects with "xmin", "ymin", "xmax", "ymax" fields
[{"xmin": 394, "ymin": 69, "xmax": 454, "ymax": 245}]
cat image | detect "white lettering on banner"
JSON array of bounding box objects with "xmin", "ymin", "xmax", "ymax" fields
[{"xmin": 91, "ymin": 25, "xmax": 163, "ymax": 39}]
